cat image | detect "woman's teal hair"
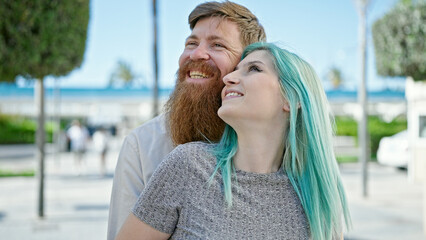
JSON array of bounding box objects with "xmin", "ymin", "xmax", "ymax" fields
[{"xmin": 211, "ymin": 42, "xmax": 351, "ymax": 239}]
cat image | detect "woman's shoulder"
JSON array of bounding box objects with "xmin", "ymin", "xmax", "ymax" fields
[
  {"xmin": 146, "ymin": 142, "xmax": 215, "ymax": 188},
  {"xmin": 174, "ymin": 141, "xmax": 215, "ymax": 154},
  {"xmin": 164, "ymin": 141, "xmax": 217, "ymax": 172}
]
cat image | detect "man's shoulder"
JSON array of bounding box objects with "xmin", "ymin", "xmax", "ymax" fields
[
  {"xmin": 131, "ymin": 114, "xmax": 167, "ymax": 136},
  {"xmin": 122, "ymin": 113, "xmax": 173, "ymax": 162},
  {"xmin": 118, "ymin": 114, "xmax": 174, "ymax": 184},
  {"xmin": 125, "ymin": 114, "xmax": 169, "ymax": 144}
]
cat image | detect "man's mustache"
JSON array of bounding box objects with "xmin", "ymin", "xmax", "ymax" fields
[{"xmin": 178, "ymin": 60, "xmax": 221, "ymax": 82}]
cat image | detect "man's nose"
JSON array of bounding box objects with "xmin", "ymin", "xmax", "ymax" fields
[
  {"xmin": 190, "ymin": 44, "xmax": 210, "ymax": 61},
  {"xmin": 223, "ymin": 71, "xmax": 240, "ymax": 85}
]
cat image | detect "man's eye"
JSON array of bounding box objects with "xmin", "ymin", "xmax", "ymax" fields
[
  {"xmin": 249, "ymin": 65, "xmax": 261, "ymax": 72},
  {"xmin": 213, "ymin": 43, "xmax": 225, "ymax": 48},
  {"xmin": 186, "ymin": 41, "xmax": 197, "ymax": 47}
]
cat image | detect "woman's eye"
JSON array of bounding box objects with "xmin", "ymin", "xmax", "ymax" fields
[
  {"xmin": 249, "ymin": 65, "xmax": 261, "ymax": 72},
  {"xmin": 213, "ymin": 43, "xmax": 225, "ymax": 48}
]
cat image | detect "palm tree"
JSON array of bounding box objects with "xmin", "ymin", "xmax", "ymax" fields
[
  {"xmin": 327, "ymin": 67, "xmax": 344, "ymax": 89},
  {"xmin": 108, "ymin": 60, "xmax": 144, "ymax": 88}
]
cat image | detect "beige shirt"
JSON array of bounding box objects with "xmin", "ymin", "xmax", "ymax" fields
[{"xmin": 107, "ymin": 114, "xmax": 174, "ymax": 240}]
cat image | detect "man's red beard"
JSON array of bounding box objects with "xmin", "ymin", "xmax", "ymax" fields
[{"xmin": 165, "ymin": 60, "xmax": 226, "ymax": 146}]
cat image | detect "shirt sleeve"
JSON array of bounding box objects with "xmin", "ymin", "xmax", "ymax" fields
[
  {"xmin": 107, "ymin": 115, "xmax": 174, "ymax": 240},
  {"xmin": 107, "ymin": 133, "xmax": 145, "ymax": 240},
  {"xmin": 132, "ymin": 147, "xmax": 187, "ymax": 234}
]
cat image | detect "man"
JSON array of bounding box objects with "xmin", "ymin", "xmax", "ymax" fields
[
  {"xmin": 66, "ymin": 120, "xmax": 89, "ymax": 174},
  {"xmin": 107, "ymin": 1, "xmax": 266, "ymax": 239}
]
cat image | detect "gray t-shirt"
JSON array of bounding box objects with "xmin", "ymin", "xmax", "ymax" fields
[{"xmin": 132, "ymin": 142, "xmax": 310, "ymax": 239}]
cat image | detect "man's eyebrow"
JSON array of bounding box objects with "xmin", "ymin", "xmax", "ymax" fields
[
  {"xmin": 207, "ymin": 35, "xmax": 227, "ymax": 42},
  {"xmin": 185, "ymin": 35, "xmax": 198, "ymax": 41},
  {"xmin": 186, "ymin": 35, "xmax": 229, "ymax": 43}
]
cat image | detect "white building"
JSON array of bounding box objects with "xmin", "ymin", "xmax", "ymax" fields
[
  {"xmin": 0, "ymin": 84, "xmax": 406, "ymax": 135},
  {"xmin": 0, "ymin": 86, "xmax": 171, "ymax": 133},
  {"xmin": 406, "ymin": 78, "xmax": 426, "ymax": 182}
]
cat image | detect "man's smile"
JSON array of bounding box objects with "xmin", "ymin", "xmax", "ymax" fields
[{"xmin": 189, "ymin": 71, "xmax": 212, "ymax": 79}]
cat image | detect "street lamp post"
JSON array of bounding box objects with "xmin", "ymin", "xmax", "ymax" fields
[
  {"xmin": 355, "ymin": 0, "xmax": 370, "ymax": 197},
  {"xmin": 152, "ymin": 0, "xmax": 159, "ymax": 117}
]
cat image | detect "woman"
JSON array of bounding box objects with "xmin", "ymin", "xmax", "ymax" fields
[{"xmin": 116, "ymin": 43, "xmax": 351, "ymax": 240}]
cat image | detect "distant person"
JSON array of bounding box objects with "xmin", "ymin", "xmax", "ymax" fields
[
  {"xmin": 93, "ymin": 127, "xmax": 109, "ymax": 176},
  {"xmin": 116, "ymin": 43, "xmax": 351, "ymax": 239},
  {"xmin": 67, "ymin": 120, "xmax": 89, "ymax": 174},
  {"xmin": 107, "ymin": 1, "xmax": 266, "ymax": 239}
]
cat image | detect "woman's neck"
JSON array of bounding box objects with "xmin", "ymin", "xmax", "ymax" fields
[{"xmin": 233, "ymin": 123, "xmax": 286, "ymax": 174}]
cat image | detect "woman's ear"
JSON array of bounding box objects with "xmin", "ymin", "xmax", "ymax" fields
[
  {"xmin": 283, "ymin": 101, "xmax": 301, "ymax": 112},
  {"xmin": 283, "ymin": 101, "xmax": 290, "ymax": 112}
]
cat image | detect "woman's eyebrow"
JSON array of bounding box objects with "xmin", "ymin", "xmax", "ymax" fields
[
  {"xmin": 242, "ymin": 60, "xmax": 265, "ymax": 68},
  {"xmin": 245, "ymin": 60, "xmax": 264, "ymax": 66},
  {"xmin": 235, "ymin": 60, "xmax": 265, "ymax": 71}
]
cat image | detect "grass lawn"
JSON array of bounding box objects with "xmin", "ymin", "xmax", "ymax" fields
[
  {"xmin": 0, "ymin": 169, "xmax": 35, "ymax": 177},
  {"xmin": 336, "ymin": 156, "xmax": 358, "ymax": 163},
  {"xmin": 336, "ymin": 156, "xmax": 377, "ymax": 164}
]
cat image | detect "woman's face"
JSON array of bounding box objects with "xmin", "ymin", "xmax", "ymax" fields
[{"xmin": 218, "ymin": 50, "xmax": 288, "ymax": 125}]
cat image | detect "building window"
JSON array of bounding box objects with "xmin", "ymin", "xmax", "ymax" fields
[{"xmin": 420, "ymin": 116, "xmax": 426, "ymax": 138}]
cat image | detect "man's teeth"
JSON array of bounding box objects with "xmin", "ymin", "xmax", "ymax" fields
[
  {"xmin": 226, "ymin": 92, "xmax": 242, "ymax": 97},
  {"xmin": 190, "ymin": 71, "xmax": 209, "ymax": 79}
]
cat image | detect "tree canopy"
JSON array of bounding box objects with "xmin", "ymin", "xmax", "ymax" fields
[
  {"xmin": 0, "ymin": 0, "xmax": 90, "ymax": 81},
  {"xmin": 0, "ymin": 0, "xmax": 90, "ymax": 217},
  {"xmin": 372, "ymin": 0, "xmax": 426, "ymax": 81}
]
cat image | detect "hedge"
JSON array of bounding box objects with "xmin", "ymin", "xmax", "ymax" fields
[
  {"xmin": 335, "ymin": 116, "xmax": 407, "ymax": 157},
  {"xmin": 0, "ymin": 114, "xmax": 54, "ymax": 144},
  {"xmin": 0, "ymin": 114, "xmax": 408, "ymax": 157}
]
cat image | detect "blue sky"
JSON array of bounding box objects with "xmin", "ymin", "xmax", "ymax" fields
[{"xmin": 39, "ymin": 0, "xmax": 405, "ymax": 91}]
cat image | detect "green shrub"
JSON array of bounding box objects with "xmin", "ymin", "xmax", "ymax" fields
[
  {"xmin": 335, "ymin": 116, "xmax": 358, "ymax": 136},
  {"xmin": 0, "ymin": 114, "xmax": 54, "ymax": 144},
  {"xmin": 334, "ymin": 116, "xmax": 407, "ymax": 158},
  {"xmin": 368, "ymin": 116, "xmax": 407, "ymax": 157}
]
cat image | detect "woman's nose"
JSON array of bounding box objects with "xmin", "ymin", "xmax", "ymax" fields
[{"xmin": 223, "ymin": 71, "xmax": 240, "ymax": 85}]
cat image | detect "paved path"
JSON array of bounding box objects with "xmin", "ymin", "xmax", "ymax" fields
[
  {"xmin": 0, "ymin": 142, "xmax": 424, "ymax": 239},
  {"xmin": 0, "ymin": 140, "xmax": 121, "ymax": 240},
  {"xmin": 341, "ymin": 163, "xmax": 424, "ymax": 240}
]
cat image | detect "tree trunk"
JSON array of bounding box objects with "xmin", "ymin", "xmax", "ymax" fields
[{"xmin": 35, "ymin": 78, "xmax": 45, "ymax": 218}]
